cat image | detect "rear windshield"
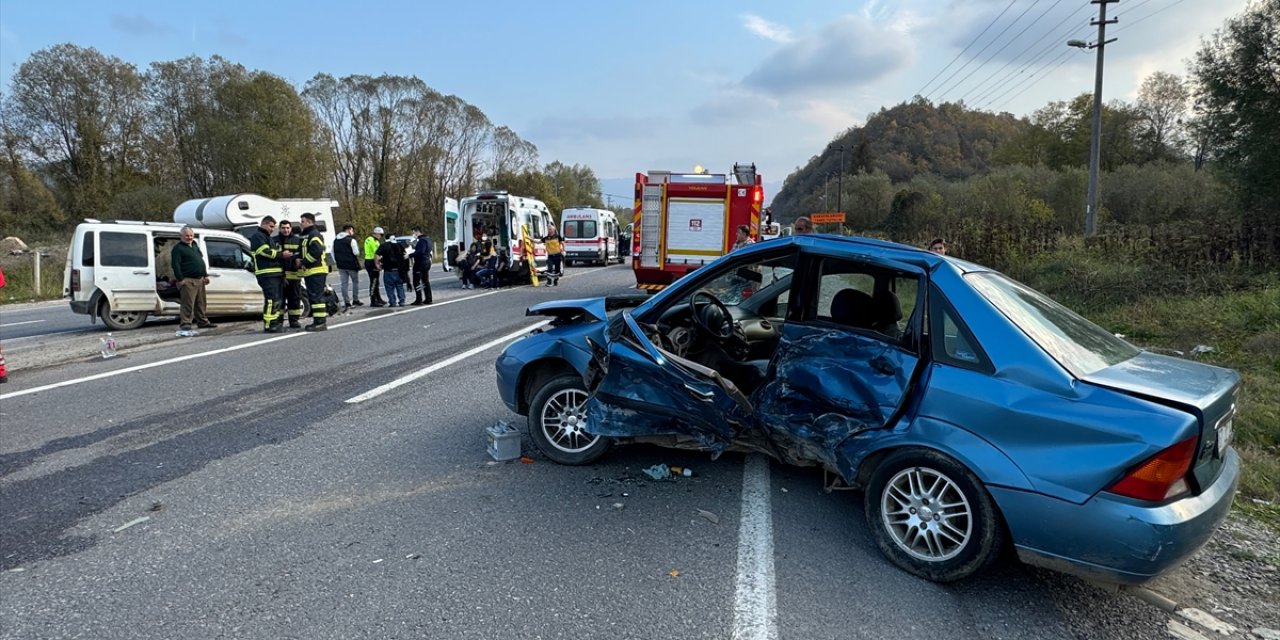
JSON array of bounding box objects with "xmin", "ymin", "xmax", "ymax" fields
[
  {"xmin": 563, "ymin": 220, "xmax": 597, "ymax": 239},
  {"xmin": 966, "ymin": 272, "xmax": 1138, "ymax": 377}
]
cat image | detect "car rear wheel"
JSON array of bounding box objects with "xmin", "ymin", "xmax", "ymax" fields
[
  {"xmin": 528, "ymin": 374, "xmax": 611, "ymax": 465},
  {"xmin": 864, "ymin": 448, "xmax": 1004, "ymax": 583},
  {"xmin": 99, "ymin": 300, "xmax": 147, "ymax": 330}
]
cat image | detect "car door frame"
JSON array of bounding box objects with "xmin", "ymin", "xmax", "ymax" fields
[{"xmin": 749, "ymin": 246, "xmax": 929, "ymax": 467}]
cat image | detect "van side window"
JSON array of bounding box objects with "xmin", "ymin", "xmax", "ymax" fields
[
  {"xmin": 207, "ymin": 239, "xmax": 250, "ymax": 270},
  {"xmin": 100, "ymin": 232, "xmax": 148, "ymax": 267},
  {"xmin": 81, "ymin": 231, "xmax": 95, "ymax": 266}
]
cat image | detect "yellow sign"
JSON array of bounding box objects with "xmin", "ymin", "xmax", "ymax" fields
[{"xmin": 810, "ymin": 213, "xmax": 846, "ymax": 224}]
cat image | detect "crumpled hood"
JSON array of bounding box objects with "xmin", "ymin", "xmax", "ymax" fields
[
  {"xmin": 526, "ymin": 294, "xmax": 649, "ymax": 325},
  {"xmin": 1081, "ymin": 351, "xmax": 1239, "ymax": 414}
]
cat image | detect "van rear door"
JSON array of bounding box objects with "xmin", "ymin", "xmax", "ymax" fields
[{"xmin": 95, "ymin": 229, "xmax": 157, "ymax": 311}]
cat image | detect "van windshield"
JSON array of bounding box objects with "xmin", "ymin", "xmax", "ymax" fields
[{"xmin": 563, "ymin": 220, "xmax": 596, "ymax": 239}]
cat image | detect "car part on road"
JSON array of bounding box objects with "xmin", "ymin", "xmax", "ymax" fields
[
  {"xmin": 527, "ymin": 374, "xmax": 610, "ymax": 465},
  {"xmin": 487, "ymin": 420, "xmax": 523, "ymax": 461}
]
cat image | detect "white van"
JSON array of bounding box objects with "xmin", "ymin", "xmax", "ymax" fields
[
  {"xmin": 64, "ymin": 220, "xmax": 262, "ymax": 330},
  {"xmin": 173, "ymin": 194, "xmax": 338, "ymax": 253},
  {"xmin": 443, "ymin": 191, "xmax": 553, "ymax": 273},
  {"xmin": 560, "ymin": 207, "xmax": 623, "ymax": 266}
]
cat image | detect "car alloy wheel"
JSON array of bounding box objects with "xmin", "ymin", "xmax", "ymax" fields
[
  {"xmin": 542, "ymin": 387, "xmax": 595, "ymax": 453},
  {"xmin": 528, "ymin": 374, "xmax": 611, "ymax": 465},
  {"xmin": 880, "ymin": 466, "xmax": 972, "ymax": 562},
  {"xmin": 864, "ymin": 448, "xmax": 1004, "ymax": 582}
]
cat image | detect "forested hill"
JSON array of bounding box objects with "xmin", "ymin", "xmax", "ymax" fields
[{"xmin": 771, "ymin": 99, "xmax": 1025, "ymax": 217}]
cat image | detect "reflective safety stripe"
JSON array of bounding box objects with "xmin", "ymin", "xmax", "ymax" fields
[{"xmin": 255, "ymin": 267, "xmax": 284, "ymax": 275}]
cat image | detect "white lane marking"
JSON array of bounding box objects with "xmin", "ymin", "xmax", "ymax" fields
[
  {"xmin": 345, "ymin": 320, "xmax": 550, "ymax": 404},
  {"xmin": 0, "ymin": 320, "xmax": 44, "ymax": 328},
  {"xmin": 0, "ymin": 332, "xmax": 307, "ymax": 401},
  {"xmin": 733, "ymin": 454, "xmax": 778, "ymax": 640}
]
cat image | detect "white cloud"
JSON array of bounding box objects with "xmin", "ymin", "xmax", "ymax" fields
[
  {"xmin": 742, "ymin": 15, "xmax": 915, "ymax": 96},
  {"xmin": 741, "ymin": 14, "xmax": 793, "ymax": 44}
]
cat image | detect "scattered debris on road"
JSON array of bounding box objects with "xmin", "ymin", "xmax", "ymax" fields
[{"xmin": 111, "ymin": 516, "xmax": 150, "ymax": 533}]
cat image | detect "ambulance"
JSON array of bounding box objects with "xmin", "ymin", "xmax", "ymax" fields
[
  {"xmin": 631, "ymin": 163, "xmax": 764, "ymax": 291},
  {"xmin": 443, "ymin": 191, "xmax": 553, "ymax": 276},
  {"xmin": 560, "ymin": 207, "xmax": 624, "ymax": 266}
]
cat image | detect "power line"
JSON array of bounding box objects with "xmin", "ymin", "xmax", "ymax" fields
[
  {"xmin": 938, "ymin": 0, "xmax": 1071, "ymax": 102},
  {"xmin": 973, "ymin": 17, "xmax": 1094, "ymax": 106},
  {"xmin": 925, "ymin": 0, "xmax": 1042, "ymax": 101},
  {"xmin": 960, "ymin": 1, "xmax": 1089, "ymax": 104},
  {"xmin": 989, "ymin": 49, "xmax": 1077, "ymax": 112},
  {"xmin": 1113, "ymin": 0, "xmax": 1191, "ymax": 34},
  {"xmin": 912, "ymin": 0, "xmax": 1018, "ymax": 99}
]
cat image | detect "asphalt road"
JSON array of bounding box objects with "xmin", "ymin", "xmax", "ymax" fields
[{"xmin": 0, "ymin": 263, "xmax": 1178, "ymax": 640}]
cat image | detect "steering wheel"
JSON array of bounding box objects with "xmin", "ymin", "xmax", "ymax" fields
[{"xmin": 690, "ymin": 290, "xmax": 734, "ymax": 339}]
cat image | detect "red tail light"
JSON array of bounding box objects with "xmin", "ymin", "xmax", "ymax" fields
[
  {"xmin": 1108, "ymin": 437, "xmax": 1197, "ymax": 502},
  {"xmin": 71, "ymin": 269, "xmax": 81, "ymax": 293}
]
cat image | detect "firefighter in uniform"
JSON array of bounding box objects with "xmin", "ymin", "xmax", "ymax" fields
[
  {"xmin": 297, "ymin": 212, "xmax": 331, "ymax": 332},
  {"xmin": 248, "ymin": 216, "xmax": 289, "ymax": 333},
  {"xmin": 278, "ymin": 220, "xmax": 306, "ymax": 329}
]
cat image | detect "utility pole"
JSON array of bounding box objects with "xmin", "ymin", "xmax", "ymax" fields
[{"xmin": 1072, "ymin": 0, "xmax": 1118, "ymax": 237}]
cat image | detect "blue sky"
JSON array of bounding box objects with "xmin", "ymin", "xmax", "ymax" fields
[{"xmin": 0, "ymin": 0, "xmax": 1248, "ymax": 202}]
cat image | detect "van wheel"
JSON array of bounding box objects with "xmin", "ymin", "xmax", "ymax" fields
[
  {"xmin": 528, "ymin": 374, "xmax": 611, "ymax": 465},
  {"xmin": 99, "ymin": 300, "xmax": 147, "ymax": 330}
]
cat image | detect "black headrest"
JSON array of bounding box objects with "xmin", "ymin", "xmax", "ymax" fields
[
  {"xmin": 873, "ymin": 288, "xmax": 903, "ymax": 325},
  {"xmin": 830, "ymin": 288, "xmax": 876, "ymax": 329}
]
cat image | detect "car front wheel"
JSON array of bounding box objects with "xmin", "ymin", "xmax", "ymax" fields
[
  {"xmin": 528, "ymin": 374, "xmax": 611, "ymax": 465},
  {"xmin": 864, "ymin": 448, "xmax": 1004, "ymax": 583}
]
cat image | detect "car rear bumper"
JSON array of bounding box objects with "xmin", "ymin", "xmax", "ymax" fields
[{"xmin": 991, "ymin": 448, "xmax": 1239, "ymax": 584}]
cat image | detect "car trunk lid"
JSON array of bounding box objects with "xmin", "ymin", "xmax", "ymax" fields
[{"xmin": 1082, "ymin": 351, "xmax": 1240, "ymax": 493}]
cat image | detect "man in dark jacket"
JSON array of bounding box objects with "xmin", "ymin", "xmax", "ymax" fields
[
  {"xmin": 249, "ymin": 216, "xmax": 288, "ymax": 333},
  {"xmin": 333, "ymin": 223, "xmax": 362, "ymax": 309},
  {"xmin": 171, "ymin": 226, "xmax": 215, "ymax": 336},
  {"xmin": 297, "ymin": 213, "xmax": 331, "ymax": 331},
  {"xmin": 411, "ymin": 226, "xmax": 433, "ymax": 305},
  {"xmin": 278, "ymin": 220, "xmax": 305, "ymax": 329}
]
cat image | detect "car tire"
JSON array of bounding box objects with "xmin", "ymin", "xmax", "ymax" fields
[
  {"xmin": 99, "ymin": 300, "xmax": 147, "ymax": 330},
  {"xmin": 864, "ymin": 448, "xmax": 1005, "ymax": 583},
  {"xmin": 528, "ymin": 373, "xmax": 611, "ymax": 465}
]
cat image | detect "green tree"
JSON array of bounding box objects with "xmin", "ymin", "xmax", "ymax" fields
[
  {"xmin": 206, "ymin": 72, "xmax": 325, "ymax": 197},
  {"xmin": 1135, "ymin": 71, "xmax": 1190, "ymax": 162},
  {"xmin": 1190, "ymin": 0, "xmax": 1280, "ymax": 214},
  {"xmin": 5, "ymin": 44, "xmax": 146, "ymax": 216}
]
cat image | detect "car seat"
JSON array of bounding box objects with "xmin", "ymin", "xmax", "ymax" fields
[
  {"xmin": 829, "ymin": 288, "xmax": 877, "ymax": 330},
  {"xmin": 870, "ymin": 288, "xmax": 903, "ymax": 337}
]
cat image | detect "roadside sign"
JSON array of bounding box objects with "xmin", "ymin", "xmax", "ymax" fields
[{"xmin": 811, "ymin": 213, "xmax": 845, "ymax": 224}]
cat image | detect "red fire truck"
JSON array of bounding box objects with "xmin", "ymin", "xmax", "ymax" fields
[{"xmin": 631, "ymin": 163, "xmax": 763, "ymax": 291}]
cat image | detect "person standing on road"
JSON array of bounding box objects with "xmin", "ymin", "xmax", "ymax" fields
[
  {"xmin": 364, "ymin": 226, "xmax": 386, "ymax": 307},
  {"xmin": 793, "ymin": 216, "xmax": 814, "ymax": 234},
  {"xmin": 171, "ymin": 226, "xmax": 215, "ymax": 336},
  {"xmin": 731, "ymin": 224, "xmax": 754, "ymax": 252},
  {"xmin": 928, "ymin": 238, "xmax": 948, "ymax": 255},
  {"xmin": 411, "ymin": 226, "xmax": 433, "ymax": 305},
  {"xmin": 543, "ymin": 223, "xmax": 564, "ymax": 285},
  {"xmin": 375, "ymin": 234, "xmax": 407, "ymax": 306},
  {"xmin": 277, "ymin": 220, "xmax": 305, "ymax": 329},
  {"xmin": 249, "ymin": 216, "xmax": 288, "ymax": 333},
  {"xmin": 333, "ymin": 223, "xmax": 362, "ymax": 310},
  {"xmin": 297, "ymin": 213, "xmax": 331, "ymax": 331}
]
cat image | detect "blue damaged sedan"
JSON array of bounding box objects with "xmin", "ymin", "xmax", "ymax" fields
[{"xmin": 495, "ymin": 235, "xmax": 1240, "ymax": 584}]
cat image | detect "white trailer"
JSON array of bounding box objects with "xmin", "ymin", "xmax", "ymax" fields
[{"xmin": 173, "ymin": 194, "xmax": 338, "ymax": 251}]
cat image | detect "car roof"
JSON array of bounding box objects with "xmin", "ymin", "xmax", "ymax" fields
[{"xmin": 756, "ymin": 233, "xmax": 990, "ymax": 274}]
